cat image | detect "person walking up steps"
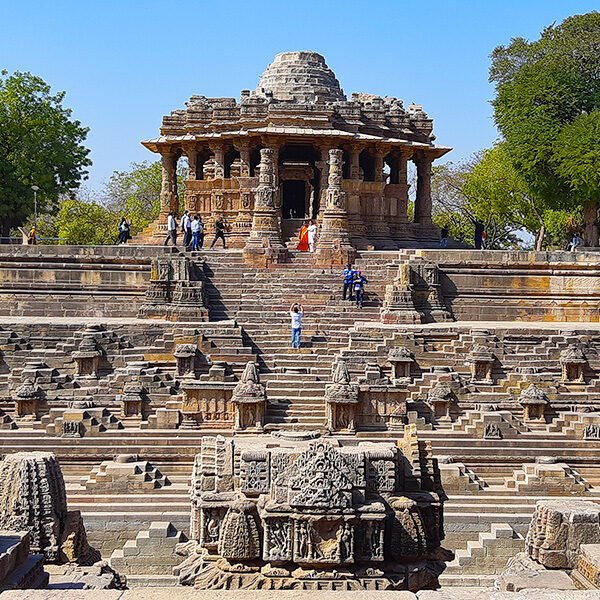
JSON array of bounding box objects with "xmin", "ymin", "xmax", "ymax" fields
[
  {"xmin": 290, "ymin": 303, "xmax": 303, "ymax": 349},
  {"xmin": 353, "ymin": 270, "xmax": 368, "ymax": 308},
  {"xmin": 342, "ymin": 263, "xmax": 356, "ymax": 301},
  {"xmin": 308, "ymin": 220, "xmax": 317, "ymax": 253},
  {"xmin": 163, "ymin": 211, "xmax": 178, "ymax": 247},
  {"xmin": 210, "ymin": 215, "xmax": 227, "ymax": 249}
]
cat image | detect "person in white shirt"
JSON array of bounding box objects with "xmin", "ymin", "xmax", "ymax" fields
[
  {"xmin": 191, "ymin": 215, "xmax": 204, "ymax": 251},
  {"xmin": 181, "ymin": 210, "xmax": 192, "ymax": 248},
  {"xmin": 307, "ymin": 220, "xmax": 317, "ymax": 252},
  {"xmin": 290, "ymin": 303, "xmax": 303, "ymax": 349},
  {"xmin": 163, "ymin": 211, "xmax": 178, "ymax": 247}
]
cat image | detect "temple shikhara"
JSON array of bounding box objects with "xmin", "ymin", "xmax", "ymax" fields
[
  {"xmin": 3, "ymin": 50, "xmax": 600, "ymax": 600},
  {"xmin": 140, "ymin": 51, "xmax": 450, "ymax": 253}
]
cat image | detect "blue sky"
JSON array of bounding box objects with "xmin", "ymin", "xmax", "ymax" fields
[{"xmin": 1, "ymin": 0, "xmax": 597, "ymax": 191}]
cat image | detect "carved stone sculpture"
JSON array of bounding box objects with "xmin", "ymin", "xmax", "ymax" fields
[
  {"xmin": 72, "ymin": 336, "xmax": 103, "ymax": 378},
  {"xmin": 325, "ymin": 361, "xmax": 359, "ymax": 432},
  {"xmin": 467, "ymin": 344, "xmax": 494, "ymax": 384},
  {"xmin": 231, "ymin": 362, "xmax": 266, "ymax": 431},
  {"xmin": 526, "ymin": 500, "xmax": 600, "ymax": 569},
  {"xmin": 180, "ymin": 431, "xmax": 450, "ymax": 590},
  {"xmin": 139, "ymin": 257, "xmax": 209, "ymax": 321},
  {"xmin": 388, "ymin": 347, "xmax": 413, "ymax": 383},
  {"xmin": 560, "ymin": 346, "xmax": 586, "ymax": 383},
  {"xmin": 427, "ymin": 382, "xmax": 454, "ymax": 421},
  {"xmin": 13, "ymin": 379, "xmax": 44, "ymax": 419},
  {"xmin": 0, "ymin": 452, "xmax": 100, "ymax": 564},
  {"xmin": 519, "ymin": 384, "xmax": 549, "ymax": 421}
]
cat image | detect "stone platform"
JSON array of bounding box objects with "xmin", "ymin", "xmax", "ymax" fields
[{"xmin": 2, "ymin": 246, "xmax": 600, "ymax": 588}]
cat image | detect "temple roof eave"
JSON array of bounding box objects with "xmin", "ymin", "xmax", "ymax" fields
[{"xmin": 141, "ymin": 129, "xmax": 452, "ymax": 158}]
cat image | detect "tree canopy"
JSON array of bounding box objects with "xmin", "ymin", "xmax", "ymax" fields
[
  {"xmin": 490, "ymin": 11, "xmax": 600, "ymax": 245},
  {"xmin": 0, "ymin": 71, "xmax": 91, "ymax": 238}
]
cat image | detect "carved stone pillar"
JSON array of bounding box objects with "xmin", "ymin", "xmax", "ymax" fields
[
  {"xmin": 243, "ymin": 148, "xmax": 288, "ymax": 267},
  {"xmin": 346, "ymin": 144, "xmax": 368, "ymax": 248},
  {"xmin": 235, "ymin": 141, "xmax": 252, "ymax": 178},
  {"xmin": 211, "ymin": 142, "xmax": 225, "ymax": 179},
  {"xmin": 349, "ymin": 145, "xmax": 361, "ymax": 180},
  {"xmin": 160, "ymin": 151, "xmax": 178, "ymax": 220},
  {"xmin": 317, "ymin": 143, "xmax": 333, "ymax": 219},
  {"xmin": 374, "ymin": 147, "xmax": 386, "ymax": 183},
  {"xmin": 315, "ymin": 149, "xmax": 355, "ymax": 267},
  {"xmin": 185, "ymin": 145, "xmax": 198, "ymax": 181},
  {"xmin": 414, "ymin": 152, "xmax": 433, "ymax": 225}
]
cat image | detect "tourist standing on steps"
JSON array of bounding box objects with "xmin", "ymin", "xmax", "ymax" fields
[
  {"xmin": 210, "ymin": 215, "xmax": 227, "ymax": 249},
  {"xmin": 297, "ymin": 220, "xmax": 309, "ymax": 252},
  {"xmin": 181, "ymin": 210, "xmax": 192, "ymax": 248},
  {"xmin": 117, "ymin": 217, "xmax": 130, "ymax": 244},
  {"xmin": 308, "ymin": 220, "xmax": 317, "ymax": 252},
  {"xmin": 440, "ymin": 224, "xmax": 449, "ymax": 248},
  {"xmin": 474, "ymin": 219, "xmax": 485, "ymax": 250},
  {"xmin": 290, "ymin": 303, "xmax": 303, "ymax": 349},
  {"xmin": 353, "ymin": 270, "xmax": 368, "ymax": 308},
  {"xmin": 163, "ymin": 211, "xmax": 178, "ymax": 247},
  {"xmin": 191, "ymin": 215, "xmax": 203, "ymax": 251},
  {"xmin": 342, "ymin": 263, "xmax": 356, "ymax": 301}
]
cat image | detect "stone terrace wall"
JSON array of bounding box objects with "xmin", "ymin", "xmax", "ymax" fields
[
  {"xmin": 0, "ymin": 246, "xmax": 171, "ymax": 318},
  {"xmin": 408, "ymin": 249, "xmax": 600, "ymax": 322}
]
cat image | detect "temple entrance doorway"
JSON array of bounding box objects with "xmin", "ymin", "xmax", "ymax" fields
[{"xmin": 282, "ymin": 180, "xmax": 306, "ymax": 219}]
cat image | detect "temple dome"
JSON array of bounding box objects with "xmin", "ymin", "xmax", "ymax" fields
[{"xmin": 255, "ymin": 51, "xmax": 346, "ymax": 104}]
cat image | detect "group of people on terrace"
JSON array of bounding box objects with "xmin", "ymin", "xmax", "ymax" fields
[{"xmin": 164, "ymin": 210, "xmax": 228, "ymax": 250}]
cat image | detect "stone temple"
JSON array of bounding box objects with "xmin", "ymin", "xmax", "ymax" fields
[
  {"xmin": 2, "ymin": 51, "xmax": 600, "ymax": 600},
  {"xmin": 138, "ymin": 51, "xmax": 450, "ymax": 253}
]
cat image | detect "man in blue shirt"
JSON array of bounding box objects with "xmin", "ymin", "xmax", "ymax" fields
[{"xmin": 342, "ymin": 263, "xmax": 356, "ymax": 301}]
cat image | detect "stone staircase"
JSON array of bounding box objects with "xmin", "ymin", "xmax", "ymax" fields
[
  {"xmin": 197, "ymin": 249, "xmax": 390, "ymax": 429},
  {"xmin": 441, "ymin": 522, "xmax": 525, "ymax": 585},
  {"xmin": 109, "ymin": 521, "xmax": 185, "ymax": 586}
]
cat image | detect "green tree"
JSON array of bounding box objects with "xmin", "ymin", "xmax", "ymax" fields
[
  {"xmin": 0, "ymin": 71, "xmax": 91, "ymax": 239},
  {"xmin": 432, "ymin": 152, "xmax": 524, "ymax": 249},
  {"xmin": 52, "ymin": 199, "xmax": 116, "ymax": 245},
  {"xmin": 553, "ymin": 110, "xmax": 600, "ymax": 244},
  {"xmin": 490, "ymin": 12, "xmax": 600, "ymax": 245},
  {"xmin": 100, "ymin": 160, "xmax": 187, "ymax": 235}
]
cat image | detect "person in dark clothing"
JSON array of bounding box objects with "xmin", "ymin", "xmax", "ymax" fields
[
  {"xmin": 353, "ymin": 270, "xmax": 368, "ymax": 308},
  {"xmin": 474, "ymin": 219, "xmax": 485, "ymax": 249},
  {"xmin": 210, "ymin": 216, "xmax": 227, "ymax": 249},
  {"xmin": 342, "ymin": 263, "xmax": 356, "ymax": 301},
  {"xmin": 440, "ymin": 225, "xmax": 449, "ymax": 248}
]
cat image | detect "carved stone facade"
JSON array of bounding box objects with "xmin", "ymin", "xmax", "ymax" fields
[
  {"xmin": 0, "ymin": 452, "xmax": 99, "ymax": 565},
  {"xmin": 179, "ymin": 430, "xmax": 450, "ymax": 590},
  {"xmin": 140, "ymin": 51, "xmax": 450, "ymax": 249},
  {"xmin": 139, "ymin": 256, "xmax": 209, "ymax": 321}
]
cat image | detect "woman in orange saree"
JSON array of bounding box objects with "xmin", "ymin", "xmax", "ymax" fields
[{"xmin": 297, "ymin": 221, "xmax": 309, "ymax": 251}]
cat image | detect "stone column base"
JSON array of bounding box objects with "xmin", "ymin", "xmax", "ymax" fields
[
  {"xmin": 314, "ymin": 246, "xmax": 356, "ymax": 269},
  {"xmin": 243, "ymin": 245, "xmax": 289, "ymax": 268},
  {"xmin": 380, "ymin": 307, "xmax": 423, "ymax": 324}
]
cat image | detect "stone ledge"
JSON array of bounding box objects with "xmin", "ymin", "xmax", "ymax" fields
[{"xmin": 4, "ymin": 590, "xmax": 600, "ymax": 599}]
